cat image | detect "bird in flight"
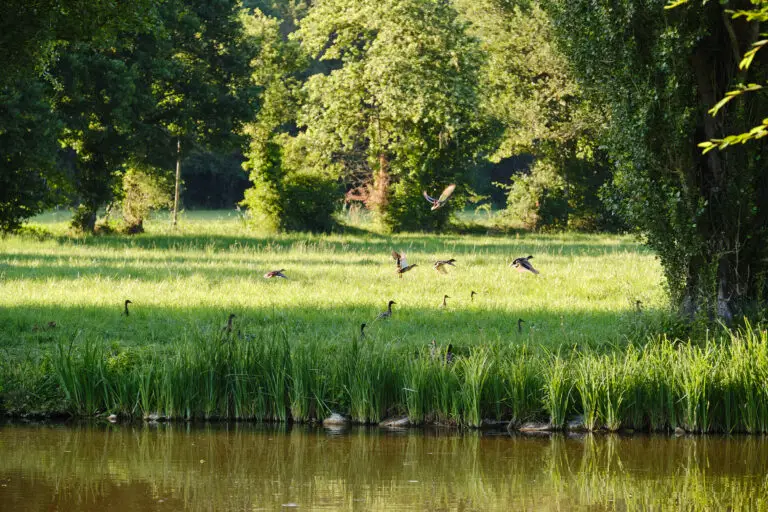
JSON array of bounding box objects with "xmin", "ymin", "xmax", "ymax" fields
[
  {"xmin": 423, "ymin": 184, "xmax": 456, "ymax": 211},
  {"xmin": 392, "ymin": 250, "xmax": 418, "ymax": 277},
  {"xmin": 433, "ymin": 258, "xmax": 456, "ymax": 273},
  {"xmin": 264, "ymin": 269, "xmax": 288, "ymax": 279},
  {"xmin": 510, "ymin": 255, "xmax": 539, "ymax": 275}
]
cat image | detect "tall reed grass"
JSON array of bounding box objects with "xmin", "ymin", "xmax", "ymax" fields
[{"xmin": 42, "ymin": 325, "xmax": 768, "ymax": 432}]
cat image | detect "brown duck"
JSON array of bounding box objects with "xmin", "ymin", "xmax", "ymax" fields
[{"xmin": 392, "ymin": 251, "xmax": 417, "ymax": 277}]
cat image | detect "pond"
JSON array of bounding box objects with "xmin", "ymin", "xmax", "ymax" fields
[{"xmin": 0, "ymin": 422, "xmax": 766, "ymax": 511}]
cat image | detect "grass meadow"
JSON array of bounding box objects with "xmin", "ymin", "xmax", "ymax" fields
[{"xmin": 3, "ymin": 210, "xmax": 768, "ymax": 432}]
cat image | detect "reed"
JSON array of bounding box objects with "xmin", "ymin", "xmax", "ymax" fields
[{"xmin": 36, "ymin": 327, "xmax": 768, "ymax": 432}]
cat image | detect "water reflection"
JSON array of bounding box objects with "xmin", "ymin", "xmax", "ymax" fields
[{"xmin": 1, "ymin": 423, "xmax": 767, "ymax": 511}]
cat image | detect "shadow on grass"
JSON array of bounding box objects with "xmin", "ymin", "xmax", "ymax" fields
[{"xmin": 0, "ymin": 301, "xmax": 664, "ymax": 358}]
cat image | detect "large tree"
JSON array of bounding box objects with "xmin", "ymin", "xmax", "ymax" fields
[
  {"xmin": 292, "ymin": 0, "xmax": 495, "ymax": 231},
  {"xmin": 56, "ymin": 0, "xmax": 259, "ymax": 232},
  {"xmin": 549, "ymin": 0, "xmax": 768, "ymax": 320},
  {"xmin": 456, "ymin": 0, "xmax": 615, "ymax": 231}
]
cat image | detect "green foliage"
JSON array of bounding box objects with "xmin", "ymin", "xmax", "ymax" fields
[
  {"xmin": 667, "ymin": 0, "xmax": 768, "ymax": 152},
  {"xmin": 549, "ymin": 0, "xmax": 768, "ymax": 320},
  {"xmin": 458, "ymin": 0, "xmax": 613, "ymax": 231},
  {"xmin": 293, "ymin": 0, "xmax": 495, "ymax": 231},
  {"xmin": 120, "ymin": 168, "xmax": 174, "ymax": 234},
  {"xmin": 0, "ymin": 81, "xmax": 64, "ymax": 232}
]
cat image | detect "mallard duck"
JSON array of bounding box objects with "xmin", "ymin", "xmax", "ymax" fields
[
  {"xmin": 377, "ymin": 300, "xmax": 396, "ymax": 319},
  {"xmin": 433, "ymin": 258, "xmax": 456, "ymax": 273},
  {"xmin": 517, "ymin": 318, "xmax": 525, "ymax": 333},
  {"xmin": 222, "ymin": 313, "xmax": 236, "ymax": 334},
  {"xmin": 264, "ymin": 269, "xmax": 288, "ymax": 279},
  {"xmin": 510, "ymin": 255, "xmax": 539, "ymax": 275},
  {"xmin": 360, "ymin": 323, "xmax": 367, "ymax": 338},
  {"xmin": 470, "ymin": 290, "xmax": 477, "ymax": 302},
  {"xmin": 392, "ymin": 250, "xmax": 417, "ymax": 277},
  {"xmin": 441, "ymin": 294, "xmax": 450, "ymax": 308},
  {"xmin": 122, "ymin": 299, "xmax": 132, "ymax": 316},
  {"xmin": 423, "ymin": 184, "xmax": 456, "ymax": 211}
]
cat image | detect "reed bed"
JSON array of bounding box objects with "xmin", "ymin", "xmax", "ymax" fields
[{"xmin": 40, "ymin": 324, "xmax": 768, "ymax": 433}]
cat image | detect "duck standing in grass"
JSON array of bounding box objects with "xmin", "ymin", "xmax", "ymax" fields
[
  {"xmin": 470, "ymin": 290, "xmax": 477, "ymax": 302},
  {"xmin": 122, "ymin": 299, "xmax": 132, "ymax": 316},
  {"xmin": 440, "ymin": 295, "xmax": 450, "ymax": 308},
  {"xmin": 377, "ymin": 300, "xmax": 396, "ymax": 320},
  {"xmin": 392, "ymin": 250, "xmax": 417, "ymax": 277},
  {"xmin": 222, "ymin": 313, "xmax": 236, "ymax": 334},
  {"xmin": 423, "ymin": 184, "xmax": 456, "ymax": 211},
  {"xmin": 445, "ymin": 343, "xmax": 454, "ymax": 364},
  {"xmin": 517, "ymin": 318, "xmax": 525, "ymax": 333},
  {"xmin": 264, "ymin": 269, "xmax": 288, "ymax": 279},
  {"xmin": 510, "ymin": 255, "xmax": 539, "ymax": 275},
  {"xmin": 360, "ymin": 323, "xmax": 367, "ymax": 338},
  {"xmin": 433, "ymin": 258, "xmax": 456, "ymax": 274}
]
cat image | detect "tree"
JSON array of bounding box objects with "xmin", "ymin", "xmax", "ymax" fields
[
  {"xmin": 0, "ymin": 0, "xmax": 159, "ymax": 87},
  {"xmin": 293, "ymin": 0, "xmax": 495, "ymax": 231},
  {"xmin": 240, "ymin": 8, "xmax": 340, "ymax": 232},
  {"xmin": 0, "ymin": 80, "xmax": 65, "ymax": 232},
  {"xmin": 55, "ymin": 0, "xmax": 259, "ymax": 233},
  {"xmin": 549, "ymin": 0, "xmax": 768, "ymax": 321},
  {"xmin": 457, "ymin": 0, "xmax": 614, "ymax": 230}
]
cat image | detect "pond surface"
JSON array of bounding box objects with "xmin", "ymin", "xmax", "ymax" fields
[{"xmin": 1, "ymin": 422, "xmax": 767, "ymax": 511}]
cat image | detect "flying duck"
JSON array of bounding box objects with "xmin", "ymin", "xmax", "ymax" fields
[
  {"xmin": 423, "ymin": 184, "xmax": 456, "ymax": 211},
  {"xmin": 433, "ymin": 258, "xmax": 456, "ymax": 273},
  {"xmin": 264, "ymin": 269, "xmax": 288, "ymax": 279},
  {"xmin": 510, "ymin": 255, "xmax": 539, "ymax": 275},
  {"xmin": 392, "ymin": 250, "xmax": 417, "ymax": 277}
]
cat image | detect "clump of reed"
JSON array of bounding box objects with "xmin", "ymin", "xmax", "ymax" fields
[{"xmin": 41, "ymin": 324, "xmax": 768, "ymax": 432}]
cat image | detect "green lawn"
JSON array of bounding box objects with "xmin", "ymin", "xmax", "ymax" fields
[{"xmin": 1, "ymin": 210, "xmax": 666, "ymax": 357}]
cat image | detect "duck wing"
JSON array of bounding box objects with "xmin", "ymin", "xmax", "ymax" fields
[
  {"xmin": 423, "ymin": 191, "xmax": 436, "ymax": 204},
  {"xmin": 518, "ymin": 258, "xmax": 539, "ymax": 274},
  {"xmin": 437, "ymin": 184, "xmax": 456, "ymax": 203}
]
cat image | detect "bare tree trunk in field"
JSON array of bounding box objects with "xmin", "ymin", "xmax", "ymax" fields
[
  {"xmin": 367, "ymin": 152, "xmax": 390, "ymax": 213},
  {"xmin": 172, "ymin": 138, "xmax": 181, "ymax": 227}
]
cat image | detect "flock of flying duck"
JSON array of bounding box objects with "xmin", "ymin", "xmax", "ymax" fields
[{"xmin": 119, "ymin": 184, "xmax": 540, "ymax": 342}]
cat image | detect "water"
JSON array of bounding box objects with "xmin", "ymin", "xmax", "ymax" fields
[{"xmin": 1, "ymin": 422, "xmax": 767, "ymax": 511}]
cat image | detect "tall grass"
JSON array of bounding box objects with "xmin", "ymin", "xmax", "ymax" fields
[{"xmin": 43, "ymin": 326, "xmax": 768, "ymax": 432}]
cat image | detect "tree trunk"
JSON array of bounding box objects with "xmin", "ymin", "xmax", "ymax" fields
[
  {"xmin": 172, "ymin": 138, "xmax": 181, "ymax": 227},
  {"xmin": 367, "ymin": 152, "xmax": 390, "ymax": 213}
]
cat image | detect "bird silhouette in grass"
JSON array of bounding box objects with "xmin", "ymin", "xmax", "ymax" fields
[
  {"xmin": 423, "ymin": 184, "xmax": 456, "ymax": 211},
  {"xmin": 360, "ymin": 323, "xmax": 367, "ymax": 338},
  {"xmin": 377, "ymin": 300, "xmax": 397, "ymax": 320},
  {"xmin": 440, "ymin": 295, "xmax": 450, "ymax": 308},
  {"xmin": 222, "ymin": 313, "xmax": 236, "ymax": 335},
  {"xmin": 122, "ymin": 300, "xmax": 132, "ymax": 316},
  {"xmin": 470, "ymin": 291, "xmax": 477, "ymax": 302}
]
